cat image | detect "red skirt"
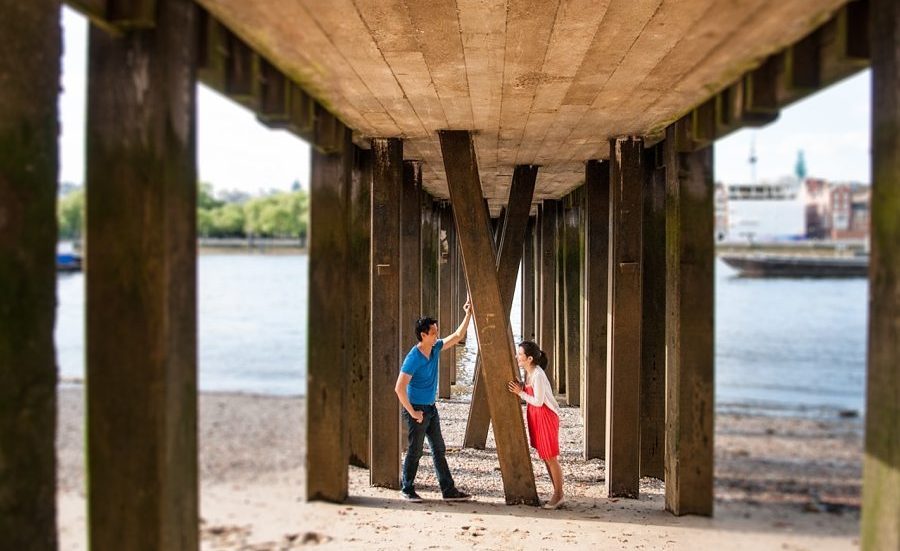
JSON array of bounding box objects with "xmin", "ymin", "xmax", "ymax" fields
[{"xmin": 524, "ymin": 386, "xmax": 560, "ymax": 460}]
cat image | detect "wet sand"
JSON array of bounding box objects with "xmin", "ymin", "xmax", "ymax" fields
[{"xmin": 57, "ymin": 386, "xmax": 863, "ymax": 550}]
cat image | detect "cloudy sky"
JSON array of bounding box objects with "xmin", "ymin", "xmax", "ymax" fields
[{"xmin": 58, "ymin": 7, "xmax": 871, "ymax": 195}]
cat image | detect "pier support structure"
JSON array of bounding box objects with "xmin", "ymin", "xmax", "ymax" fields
[
  {"xmin": 463, "ymin": 166, "xmax": 538, "ymax": 449},
  {"xmin": 0, "ymin": 2, "xmax": 60, "ymax": 547},
  {"xmin": 664, "ymin": 121, "xmax": 715, "ymax": 516},
  {"xmin": 306, "ymin": 114, "xmax": 354, "ymax": 502},
  {"xmin": 439, "ymin": 131, "xmax": 539, "ymax": 505},
  {"xmin": 640, "ymin": 143, "xmax": 667, "ymax": 480},
  {"xmin": 85, "ymin": 1, "xmax": 200, "ymax": 546},
  {"xmin": 369, "ymin": 138, "xmax": 403, "ymax": 489},
  {"xmin": 605, "ymin": 137, "xmax": 644, "ymax": 499},
  {"xmin": 862, "ymin": 0, "xmax": 900, "ymax": 547},
  {"xmin": 583, "ymin": 161, "xmax": 610, "ymax": 460},
  {"xmin": 539, "ymin": 201, "xmax": 558, "ymax": 391}
]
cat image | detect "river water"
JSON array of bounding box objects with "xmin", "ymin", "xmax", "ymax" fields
[{"xmin": 55, "ymin": 254, "xmax": 868, "ymax": 417}]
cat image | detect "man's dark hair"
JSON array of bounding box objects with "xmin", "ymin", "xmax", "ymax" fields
[{"xmin": 415, "ymin": 317, "xmax": 438, "ymax": 342}]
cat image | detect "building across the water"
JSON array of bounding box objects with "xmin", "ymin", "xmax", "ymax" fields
[{"xmin": 716, "ymin": 176, "xmax": 871, "ymax": 242}]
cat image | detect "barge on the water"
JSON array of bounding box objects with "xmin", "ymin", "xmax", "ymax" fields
[{"xmin": 720, "ymin": 253, "xmax": 869, "ymax": 278}]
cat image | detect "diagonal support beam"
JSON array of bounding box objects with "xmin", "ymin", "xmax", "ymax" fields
[
  {"xmin": 439, "ymin": 131, "xmax": 539, "ymax": 505},
  {"xmin": 463, "ymin": 166, "xmax": 538, "ymax": 449}
]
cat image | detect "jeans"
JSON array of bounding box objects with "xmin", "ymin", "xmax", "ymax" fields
[{"xmin": 401, "ymin": 404, "xmax": 456, "ymax": 496}]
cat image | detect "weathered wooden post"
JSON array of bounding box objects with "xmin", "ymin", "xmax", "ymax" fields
[
  {"xmin": 539, "ymin": 201, "xmax": 558, "ymax": 390},
  {"xmin": 584, "ymin": 161, "xmax": 610, "ymax": 460},
  {"xmin": 554, "ymin": 200, "xmax": 567, "ymax": 395},
  {"xmin": 862, "ymin": 0, "xmax": 900, "ymax": 546},
  {"xmin": 370, "ymin": 138, "xmax": 403, "ymax": 489},
  {"xmin": 463, "ymin": 166, "xmax": 538, "ymax": 449},
  {"xmin": 85, "ymin": 0, "xmax": 200, "ymax": 546},
  {"xmin": 439, "ymin": 131, "xmax": 539, "ymax": 505},
  {"xmin": 421, "ymin": 195, "xmax": 439, "ymax": 318},
  {"xmin": 563, "ymin": 192, "xmax": 582, "ymax": 407},
  {"xmin": 0, "ymin": 3, "xmax": 60, "ymax": 548},
  {"xmin": 605, "ymin": 137, "xmax": 644, "ymax": 499},
  {"xmin": 664, "ymin": 121, "xmax": 714, "ymax": 516},
  {"xmin": 306, "ymin": 109, "xmax": 353, "ymax": 502},
  {"xmin": 521, "ymin": 217, "xmax": 537, "ymax": 342},
  {"xmin": 348, "ymin": 147, "xmax": 373, "ymax": 468},
  {"xmin": 438, "ymin": 202, "xmax": 454, "ymax": 398},
  {"xmin": 641, "ymin": 144, "xmax": 666, "ymax": 480},
  {"xmin": 401, "ymin": 161, "xmax": 422, "ymax": 350}
]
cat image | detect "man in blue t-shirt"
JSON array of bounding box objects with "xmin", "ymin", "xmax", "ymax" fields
[{"xmin": 394, "ymin": 301, "xmax": 473, "ymax": 502}]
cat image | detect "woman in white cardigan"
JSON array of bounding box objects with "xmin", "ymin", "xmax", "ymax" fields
[{"xmin": 507, "ymin": 340, "xmax": 564, "ymax": 509}]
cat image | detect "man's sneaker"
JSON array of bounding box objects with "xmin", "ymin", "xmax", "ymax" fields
[
  {"xmin": 401, "ymin": 490, "xmax": 423, "ymax": 503},
  {"xmin": 442, "ymin": 488, "xmax": 473, "ymax": 502}
]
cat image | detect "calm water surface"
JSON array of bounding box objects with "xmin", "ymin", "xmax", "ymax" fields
[{"xmin": 55, "ymin": 255, "xmax": 867, "ymax": 416}]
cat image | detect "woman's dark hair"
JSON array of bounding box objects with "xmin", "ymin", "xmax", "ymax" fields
[
  {"xmin": 415, "ymin": 317, "xmax": 438, "ymax": 342},
  {"xmin": 518, "ymin": 340, "xmax": 548, "ymax": 370}
]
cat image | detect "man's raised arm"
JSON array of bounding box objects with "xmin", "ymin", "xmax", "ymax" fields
[{"xmin": 441, "ymin": 299, "xmax": 472, "ymax": 348}]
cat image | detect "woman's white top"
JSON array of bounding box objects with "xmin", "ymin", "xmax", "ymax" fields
[{"xmin": 517, "ymin": 368, "xmax": 561, "ymax": 416}]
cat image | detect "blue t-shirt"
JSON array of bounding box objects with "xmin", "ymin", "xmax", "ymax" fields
[{"xmin": 401, "ymin": 339, "xmax": 444, "ymax": 405}]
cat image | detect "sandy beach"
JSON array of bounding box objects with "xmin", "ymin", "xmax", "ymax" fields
[{"xmin": 56, "ymin": 386, "xmax": 863, "ymax": 550}]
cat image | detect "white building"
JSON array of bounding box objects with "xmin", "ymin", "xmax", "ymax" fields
[{"xmin": 723, "ymin": 176, "xmax": 806, "ymax": 242}]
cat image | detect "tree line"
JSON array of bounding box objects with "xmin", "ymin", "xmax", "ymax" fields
[{"xmin": 57, "ymin": 183, "xmax": 309, "ymax": 240}]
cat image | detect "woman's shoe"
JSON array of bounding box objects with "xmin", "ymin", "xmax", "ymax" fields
[{"xmin": 542, "ymin": 498, "xmax": 565, "ymax": 510}]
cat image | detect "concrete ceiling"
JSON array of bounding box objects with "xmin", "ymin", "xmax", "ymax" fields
[{"xmin": 197, "ymin": 0, "xmax": 850, "ymax": 204}]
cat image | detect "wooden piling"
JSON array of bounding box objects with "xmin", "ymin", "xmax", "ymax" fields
[
  {"xmin": 554, "ymin": 200, "xmax": 567, "ymax": 395},
  {"xmin": 438, "ymin": 202, "xmax": 454, "ymax": 399},
  {"xmin": 641, "ymin": 144, "xmax": 666, "ymax": 480},
  {"xmin": 85, "ymin": 1, "xmax": 200, "ymax": 546},
  {"xmin": 421, "ymin": 195, "xmax": 439, "ymax": 318},
  {"xmin": 521, "ymin": 217, "xmax": 537, "ymax": 342},
  {"xmin": 563, "ymin": 192, "xmax": 582, "ymax": 407},
  {"xmin": 463, "ymin": 166, "xmax": 538, "ymax": 449},
  {"xmin": 348, "ymin": 147, "xmax": 373, "ymax": 469},
  {"xmin": 307, "ymin": 116, "xmax": 353, "ymax": 502},
  {"xmin": 584, "ymin": 161, "xmax": 610, "ymax": 460},
  {"xmin": 369, "ymin": 138, "xmax": 403, "ymax": 489},
  {"xmin": 0, "ymin": 2, "xmax": 60, "ymax": 547},
  {"xmin": 862, "ymin": 0, "xmax": 900, "ymax": 546},
  {"xmin": 664, "ymin": 123, "xmax": 714, "ymax": 516},
  {"xmin": 605, "ymin": 137, "xmax": 644, "ymax": 499},
  {"xmin": 539, "ymin": 201, "xmax": 558, "ymax": 390},
  {"xmin": 439, "ymin": 131, "xmax": 539, "ymax": 505}
]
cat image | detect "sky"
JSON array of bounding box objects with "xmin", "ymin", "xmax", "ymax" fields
[{"xmin": 58, "ymin": 7, "xmax": 871, "ymax": 195}]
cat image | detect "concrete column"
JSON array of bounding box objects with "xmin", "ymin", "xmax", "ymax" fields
[
  {"xmin": 563, "ymin": 193, "xmax": 582, "ymax": 407},
  {"xmin": 85, "ymin": 1, "xmax": 200, "ymax": 546},
  {"xmin": 438, "ymin": 202, "xmax": 454, "ymax": 398},
  {"xmin": 554, "ymin": 200, "xmax": 567, "ymax": 395},
  {"xmin": 0, "ymin": 3, "xmax": 60, "ymax": 548}
]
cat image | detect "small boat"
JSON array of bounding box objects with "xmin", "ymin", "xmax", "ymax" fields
[
  {"xmin": 720, "ymin": 253, "xmax": 868, "ymax": 278},
  {"xmin": 57, "ymin": 253, "xmax": 83, "ymax": 273}
]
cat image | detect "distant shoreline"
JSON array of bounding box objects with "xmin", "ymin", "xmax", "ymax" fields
[{"xmin": 198, "ymin": 237, "xmax": 307, "ymax": 255}]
